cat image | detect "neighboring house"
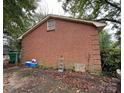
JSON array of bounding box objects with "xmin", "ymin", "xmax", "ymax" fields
[
  {"xmin": 18, "ymin": 14, "xmax": 106, "ymax": 72},
  {"xmin": 3, "ymin": 33, "xmax": 10, "ymax": 55},
  {"xmin": 3, "ymin": 32, "xmax": 12, "ymax": 66}
]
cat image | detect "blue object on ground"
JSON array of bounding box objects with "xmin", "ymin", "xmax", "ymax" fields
[{"xmin": 25, "ymin": 61, "xmax": 38, "ymax": 68}]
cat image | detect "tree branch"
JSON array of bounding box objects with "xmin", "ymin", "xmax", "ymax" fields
[
  {"xmin": 104, "ymin": 0, "xmax": 121, "ymax": 10},
  {"xmin": 96, "ymin": 18, "xmax": 121, "ymax": 24}
]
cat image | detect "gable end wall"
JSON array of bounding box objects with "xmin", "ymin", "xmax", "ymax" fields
[{"xmin": 21, "ymin": 18, "xmax": 101, "ymax": 72}]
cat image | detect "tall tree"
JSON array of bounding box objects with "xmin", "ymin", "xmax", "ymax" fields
[
  {"xmin": 62, "ymin": 0, "xmax": 121, "ymax": 46},
  {"xmin": 3, "ymin": 0, "xmax": 46, "ymax": 50},
  {"xmin": 4, "ymin": 0, "xmax": 39, "ymax": 38}
]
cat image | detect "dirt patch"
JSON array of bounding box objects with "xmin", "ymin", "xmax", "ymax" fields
[{"xmin": 4, "ymin": 66, "xmax": 119, "ymax": 93}]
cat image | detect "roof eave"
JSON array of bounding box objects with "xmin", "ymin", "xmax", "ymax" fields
[{"xmin": 18, "ymin": 14, "xmax": 106, "ymax": 40}]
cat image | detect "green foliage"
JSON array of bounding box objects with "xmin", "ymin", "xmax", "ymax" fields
[
  {"xmin": 99, "ymin": 31, "xmax": 112, "ymax": 50},
  {"xmin": 99, "ymin": 31, "xmax": 121, "ymax": 77},
  {"xmin": 4, "ymin": 0, "xmax": 38, "ymax": 36},
  {"xmin": 101, "ymin": 48, "xmax": 121, "ymax": 77},
  {"xmin": 3, "ymin": 0, "xmax": 45, "ymax": 50},
  {"xmin": 62, "ymin": 0, "xmax": 120, "ymax": 22}
]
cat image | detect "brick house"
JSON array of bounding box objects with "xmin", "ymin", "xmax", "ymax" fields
[{"xmin": 19, "ymin": 14, "xmax": 106, "ymax": 72}]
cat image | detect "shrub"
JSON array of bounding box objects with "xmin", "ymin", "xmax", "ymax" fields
[{"xmin": 101, "ymin": 48, "xmax": 121, "ymax": 77}]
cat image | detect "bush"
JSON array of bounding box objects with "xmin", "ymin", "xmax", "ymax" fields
[{"xmin": 101, "ymin": 48, "xmax": 121, "ymax": 77}]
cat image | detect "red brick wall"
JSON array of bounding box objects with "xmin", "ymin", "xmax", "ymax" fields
[{"xmin": 21, "ymin": 18, "xmax": 101, "ymax": 72}]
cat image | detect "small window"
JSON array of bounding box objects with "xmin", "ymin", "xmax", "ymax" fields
[{"xmin": 47, "ymin": 19, "xmax": 55, "ymax": 31}]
